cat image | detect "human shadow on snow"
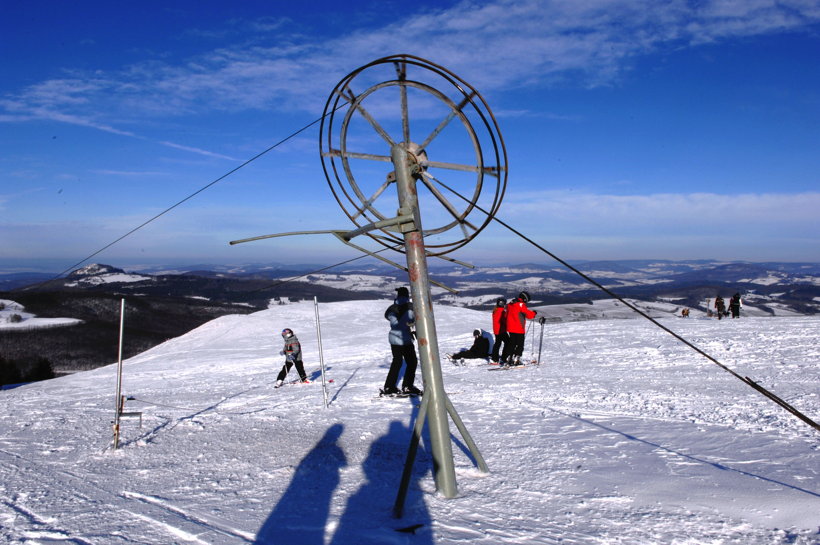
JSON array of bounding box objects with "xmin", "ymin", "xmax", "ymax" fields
[
  {"xmin": 255, "ymin": 401, "xmax": 435, "ymax": 544},
  {"xmin": 254, "ymin": 423, "xmax": 347, "ymax": 544},
  {"xmin": 330, "ymin": 414, "xmax": 434, "ymax": 545}
]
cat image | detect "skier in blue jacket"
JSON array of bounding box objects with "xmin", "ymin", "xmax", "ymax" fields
[{"xmin": 381, "ymin": 287, "xmax": 422, "ymax": 397}]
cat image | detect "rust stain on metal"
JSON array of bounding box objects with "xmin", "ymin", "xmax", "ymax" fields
[
  {"xmin": 408, "ymin": 264, "xmax": 420, "ymax": 282},
  {"xmin": 418, "ymin": 338, "xmax": 429, "ymax": 347}
]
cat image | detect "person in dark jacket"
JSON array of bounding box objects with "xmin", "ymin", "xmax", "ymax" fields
[
  {"xmin": 450, "ymin": 329, "xmax": 491, "ymax": 363},
  {"xmin": 729, "ymin": 293, "xmax": 742, "ymax": 318},
  {"xmin": 275, "ymin": 328, "xmax": 309, "ymax": 387},
  {"xmin": 501, "ymin": 291, "xmax": 537, "ymax": 366},
  {"xmin": 490, "ymin": 298, "xmax": 508, "ymax": 365},
  {"xmin": 715, "ymin": 295, "xmax": 726, "ymax": 320},
  {"xmin": 382, "ymin": 287, "xmax": 422, "ymax": 396}
]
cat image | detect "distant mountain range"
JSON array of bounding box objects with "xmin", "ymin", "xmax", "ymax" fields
[
  {"xmin": 3, "ymin": 259, "xmax": 819, "ymax": 314},
  {"xmin": 2, "ymin": 259, "xmax": 817, "ymax": 380}
]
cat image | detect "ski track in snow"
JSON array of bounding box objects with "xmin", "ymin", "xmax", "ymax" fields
[{"xmin": 0, "ymin": 300, "xmax": 818, "ymax": 544}]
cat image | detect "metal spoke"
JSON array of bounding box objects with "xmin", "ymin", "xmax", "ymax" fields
[
  {"xmin": 351, "ymin": 178, "xmax": 394, "ymax": 220},
  {"xmin": 420, "ymin": 173, "xmax": 479, "ymax": 232},
  {"xmin": 423, "ymin": 159, "xmax": 499, "ymax": 176},
  {"xmin": 323, "ymin": 149, "xmax": 392, "ymax": 163},
  {"xmin": 395, "ymin": 61, "xmax": 410, "ymax": 144},
  {"xmin": 337, "ymin": 85, "xmax": 395, "ymax": 147},
  {"xmin": 419, "ymin": 92, "xmax": 476, "ymax": 150}
]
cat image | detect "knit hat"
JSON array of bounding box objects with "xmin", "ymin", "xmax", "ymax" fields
[{"xmin": 396, "ymin": 287, "xmax": 409, "ymax": 298}]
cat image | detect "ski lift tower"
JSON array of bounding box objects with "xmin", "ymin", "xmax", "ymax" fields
[
  {"xmin": 233, "ymin": 54, "xmax": 507, "ymax": 507},
  {"xmin": 320, "ymin": 54, "xmax": 507, "ymax": 503}
]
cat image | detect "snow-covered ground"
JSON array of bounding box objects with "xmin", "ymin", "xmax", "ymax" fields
[
  {"xmin": 64, "ymin": 272, "xmax": 153, "ymax": 287},
  {"xmin": 0, "ymin": 299, "xmax": 82, "ymax": 330},
  {"xmin": 0, "ymin": 300, "xmax": 818, "ymax": 544}
]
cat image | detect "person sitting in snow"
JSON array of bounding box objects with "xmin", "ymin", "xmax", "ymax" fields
[
  {"xmin": 449, "ymin": 329, "xmax": 491, "ymax": 364},
  {"xmin": 381, "ymin": 287, "xmax": 422, "ymax": 397},
  {"xmin": 501, "ymin": 291, "xmax": 537, "ymax": 366},
  {"xmin": 490, "ymin": 298, "xmax": 508, "ymax": 365},
  {"xmin": 274, "ymin": 328, "xmax": 309, "ymax": 388}
]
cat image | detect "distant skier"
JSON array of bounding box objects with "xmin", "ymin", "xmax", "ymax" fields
[
  {"xmin": 490, "ymin": 298, "xmax": 508, "ymax": 365},
  {"xmin": 381, "ymin": 287, "xmax": 422, "ymax": 397},
  {"xmin": 729, "ymin": 293, "xmax": 742, "ymax": 318},
  {"xmin": 501, "ymin": 291, "xmax": 537, "ymax": 366},
  {"xmin": 275, "ymin": 328, "xmax": 309, "ymax": 387},
  {"xmin": 449, "ymin": 329, "xmax": 491, "ymax": 363},
  {"xmin": 714, "ymin": 295, "xmax": 726, "ymax": 320}
]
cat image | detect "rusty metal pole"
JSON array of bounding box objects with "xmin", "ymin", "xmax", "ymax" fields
[{"xmin": 391, "ymin": 144, "xmax": 458, "ymax": 498}]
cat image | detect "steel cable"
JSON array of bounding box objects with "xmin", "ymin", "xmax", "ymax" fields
[{"xmin": 427, "ymin": 174, "xmax": 819, "ymax": 432}]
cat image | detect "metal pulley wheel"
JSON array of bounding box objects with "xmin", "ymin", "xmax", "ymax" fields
[{"xmin": 320, "ymin": 54, "xmax": 507, "ymax": 256}]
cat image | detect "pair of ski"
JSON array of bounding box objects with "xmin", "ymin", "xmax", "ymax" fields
[
  {"xmin": 374, "ymin": 389, "xmax": 423, "ymax": 400},
  {"xmin": 445, "ymin": 355, "xmax": 493, "ymax": 367},
  {"xmin": 488, "ymin": 362, "xmax": 535, "ymax": 371},
  {"xmin": 275, "ymin": 378, "xmax": 334, "ymax": 388}
]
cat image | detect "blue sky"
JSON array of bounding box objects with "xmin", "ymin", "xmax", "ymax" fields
[{"xmin": 1, "ymin": 0, "xmax": 819, "ymax": 272}]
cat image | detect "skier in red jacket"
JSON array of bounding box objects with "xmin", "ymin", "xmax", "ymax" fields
[
  {"xmin": 501, "ymin": 291, "xmax": 537, "ymax": 366},
  {"xmin": 490, "ymin": 298, "xmax": 508, "ymax": 365}
]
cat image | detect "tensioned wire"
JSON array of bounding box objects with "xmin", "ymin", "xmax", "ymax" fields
[
  {"xmin": 425, "ymin": 173, "xmax": 819, "ymax": 432},
  {"xmin": 45, "ymin": 109, "xmax": 340, "ymax": 284}
]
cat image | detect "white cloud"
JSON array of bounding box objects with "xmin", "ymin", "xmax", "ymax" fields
[
  {"xmin": 90, "ymin": 170, "xmax": 169, "ymax": 177},
  {"xmin": 3, "ymin": 0, "xmax": 819, "ymax": 127},
  {"xmin": 158, "ymin": 141, "xmax": 238, "ymax": 161},
  {"xmin": 503, "ymin": 190, "xmax": 820, "ymax": 231},
  {"xmin": 464, "ymin": 191, "xmax": 820, "ymax": 262},
  {"xmin": 3, "ymin": 188, "xmax": 816, "ymax": 263},
  {"xmin": 484, "ymin": 190, "xmax": 820, "ymax": 260}
]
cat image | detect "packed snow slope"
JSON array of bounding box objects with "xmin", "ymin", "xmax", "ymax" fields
[{"xmin": 1, "ymin": 300, "xmax": 818, "ymax": 544}]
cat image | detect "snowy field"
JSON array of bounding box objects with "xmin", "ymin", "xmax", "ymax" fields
[
  {"xmin": 0, "ymin": 300, "xmax": 818, "ymax": 544},
  {"xmin": 0, "ymin": 299, "xmax": 82, "ymax": 330}
]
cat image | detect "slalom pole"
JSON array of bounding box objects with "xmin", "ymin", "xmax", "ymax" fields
[
  {"xmin": 113, "ymin": 298, "xmax": 125, "ymax": 450},
  {"xmin": 314, "ymin": 297, "xmax": 329, "ymax": 408},
  {"xmin": 536, "ymin": 316, "xmax": 546, "ymax": 366},
  {"xmin": 526, "ymin": 319, "xmax": 534, "ymax": 363}
]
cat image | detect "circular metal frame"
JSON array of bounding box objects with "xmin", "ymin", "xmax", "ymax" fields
[{"xmin": 320, "ymin": 54, "xmax": 508, "ymax": 256}]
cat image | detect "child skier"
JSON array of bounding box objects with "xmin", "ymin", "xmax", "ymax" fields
[{"xmin": 275, "ymin": 328, "xmax": 309, "ymax": 388}]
